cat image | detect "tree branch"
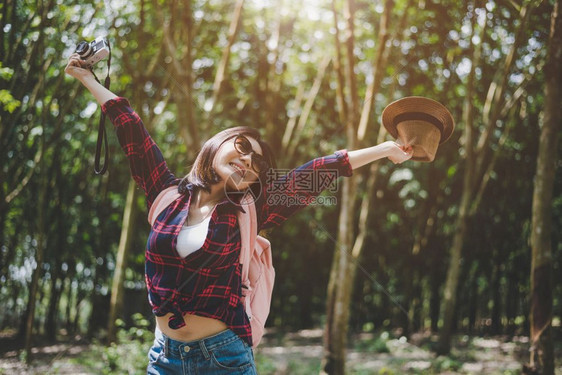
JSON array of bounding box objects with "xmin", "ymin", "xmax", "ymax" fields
[
  {"xmin": 285, "ymin": 55, "xmax": 331, "ymax": 163},
  {"xmin": 357, "ymin": 0, "xmax": 393, "ymax": 143},
  {"xmin": 207, "ymin": 0, "xmax": 245, "ymax": 116}
]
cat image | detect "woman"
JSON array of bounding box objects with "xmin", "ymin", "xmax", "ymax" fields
[{"xmin": 65, "ymin": 53, "xmax": 412, "ymax": 374}]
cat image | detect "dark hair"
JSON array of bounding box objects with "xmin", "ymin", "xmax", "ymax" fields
[{"xmin": 178, "ymin": 126, "xmax": 276, "ymax": 195}]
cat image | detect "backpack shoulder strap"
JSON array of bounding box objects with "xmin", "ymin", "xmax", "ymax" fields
[
  {"xmin": 237, "ymin": 197, "xmax": 258, "ymax": 283},
  {"xmin": 148, "ymin": 186, "xmax": 181, "ymax": 226}
]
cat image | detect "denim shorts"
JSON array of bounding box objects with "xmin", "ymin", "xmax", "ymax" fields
[{"xmin": 147, "ymin": 327, "xmax": 257, "ymax": 374}]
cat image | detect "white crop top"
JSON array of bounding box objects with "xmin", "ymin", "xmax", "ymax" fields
[{"xmin": 176, "ymin": 216, "xmax": 212, "ymax": 258}]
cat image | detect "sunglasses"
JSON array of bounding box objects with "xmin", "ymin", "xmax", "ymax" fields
[{"xmin": 233, "ymin": 135, "xmax": 270, "ymax": 173}]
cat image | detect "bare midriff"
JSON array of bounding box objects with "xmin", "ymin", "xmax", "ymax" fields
[{"xmin": 156, "ymin": 313, "xmax": 228, "ymax": 342}]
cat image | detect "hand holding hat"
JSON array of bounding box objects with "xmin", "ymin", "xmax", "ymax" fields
[
  {"xmin": 382, "ymin": 96, "xmax": 454, "ymax": 162},
  {"xmin": 385, "ymin": 141, "xmax": 414, "ymax": 164}
]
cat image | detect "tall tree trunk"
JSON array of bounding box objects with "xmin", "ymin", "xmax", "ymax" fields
[
  {"xmin": 467, "ymin": 264, "xmax": 478, "ymax": 334},
  {"xmin": 23, "ymin": 168, "xmax": 48, "ymax": 363},
  {"xmin": 429, "ymin": 270, "xmax": 440, "ymax": 332},
  {"xmin": 322, "ymin": 2, "xmax": 348, "ymax": 370},
  {"xmin": 45, "ymin": 260, "xmax": 62, "ymax": 340},
  {"xmin": 437, "ymin": 0, "xmax": 533, "ymax": 352},
  {"xmin": 491, "ymin": 257, "xmax": 502, "ymax": 335},
  {"xmin": 0, "ymin": 191, "xmax": 6, "ymax": 277},
  {"xmin": 527, "ymin": 1, "xmax": 561, "ymax": 373},
  {"xmin": 410, "ymin": 269, "xmax": 423, "ymax": 334},
  {"xmin": 436, "ymin": 4, "xmax": 479, "ymax": 353},
  {"xmin": 107, "ymin": 180, "xmax": 139, "ymax": 344},
  {"xmin": 45, "ymin": 148, "xmax": 66, "ymax": 340},
  {"xmin": 322, "ymin": 1, "xmax": 359, "ymax": 373},
  {"xmin": 322, "ymin": 1, "xmax": 397, "ymax": 373},
  {"xmin": 505, "ymin": 266, "xmax": 518, "ymax": 335},
  {"xmin": 64, "ymin": 263, "xmax": 76, "ymax": 333},
  {"xmin": 87, "ymin": 164, "xmax": 112, "ymax": 337}
]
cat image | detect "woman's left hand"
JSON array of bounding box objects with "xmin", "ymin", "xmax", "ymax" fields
[
  {"xmin": 347, "ymin": 140, "xmax": 414, "ymax": 170},
  {"xmin": 385, "ymin": 141, "xmax": 413, "ymax": 164}
]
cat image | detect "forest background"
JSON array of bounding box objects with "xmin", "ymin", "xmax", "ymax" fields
[{"xmin": 1, "ymin": 0, "xmax": 561, "ymax": 374}]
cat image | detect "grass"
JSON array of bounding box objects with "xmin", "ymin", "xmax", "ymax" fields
[
  {"xmin": 69, "ymin": 314, "xmax": 153, "ymax": 375},
  {"xmin": 3, "ymin": 326, "xmax": 560, "ymax": 374},
  {"xmin": 70, "ymin": 330, "xmax": 541, "ymax": 374}
]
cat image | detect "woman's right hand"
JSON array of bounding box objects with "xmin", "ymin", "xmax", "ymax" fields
[{"xmin": 65, "ymin": 53, "xmax": 94, "ymax": 81}]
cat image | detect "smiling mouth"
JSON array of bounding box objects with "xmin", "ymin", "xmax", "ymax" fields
[{"xmin": 229, "ymin": 163, "xmax": 246, "ymax": 178}]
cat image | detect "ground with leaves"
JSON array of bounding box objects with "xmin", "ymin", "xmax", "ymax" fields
[{"xmin": 1, "ymin": 328, "xmax": 561, "ymax": 374}]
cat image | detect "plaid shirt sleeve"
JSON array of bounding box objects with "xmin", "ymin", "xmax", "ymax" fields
[
  {"xmin": 102, "ymin": 97, "xmax": 178, "ymax": 208},
  {"xmin": 258, "ymin": 149, "xmax": 353, "ymax": 229}
]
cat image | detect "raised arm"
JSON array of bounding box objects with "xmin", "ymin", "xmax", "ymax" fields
[
  {"xmin": 348, "ymin": 141, "xmax": 413, "ymax": 169},
  {"xmin": 65, "ymin": 53, "xmax": 117, "ymax": 105},
  {"xmin": 65, "ymin": 54, "xmax": 177, "ymax": 207},
  {"xmin": 257, "ymin": 141, "xmax": 413, "ymax": 229}
]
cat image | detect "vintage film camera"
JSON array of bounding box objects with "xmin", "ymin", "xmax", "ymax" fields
[{"xmin": 75, "ymin": 36, "xmax": 110, "ymax": 68}]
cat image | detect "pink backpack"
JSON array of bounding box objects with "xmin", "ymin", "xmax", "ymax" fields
[{"xmin": 148, "ymin": 186, "xmax": 275, "ymax": 346}]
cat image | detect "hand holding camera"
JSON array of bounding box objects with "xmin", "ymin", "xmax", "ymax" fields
[
  {"xmin": 65, "ymin": 36, "xmax": 113, "ymax": 175},
  {"xmin": 65, "ymin": 53, "xmax": 94, "ymax": 81},
  {"xmin": 65, "ymin": 37, "xmax": 110, "ymax": 81}
]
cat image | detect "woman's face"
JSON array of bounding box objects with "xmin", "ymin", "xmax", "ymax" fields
[{"xmin": 213, "ymin": 135, "xmax": 264, "ymax": 191}]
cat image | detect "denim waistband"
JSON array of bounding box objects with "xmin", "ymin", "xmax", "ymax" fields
[{"xmin": 155, "ymin": 327, "xmax": 241, "ymax": 359}]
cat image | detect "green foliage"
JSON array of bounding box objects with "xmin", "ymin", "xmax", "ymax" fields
[
  {"xmin": 355, "ymin": 332, "xmax": 391, "ymax": 353},
  {"xmin": 71, "ymin": 314, "xmax": 153, "ymax": 374},
  {"xmin": 0, "ymin": 64, "xmax": 20, "ymax": 112},
  {"xmin": 431, "ymin": 356, "xmax": 463, "ymax": 372},
  {"xmin": 0, "ymin": 64, "xmax": 14, "ymax": 80},
  {"xmin": 254, "ymin": 353, "xmax": 278, "ymax": 374},
  {"xmin": 286, "ymin": 359, "xmax": 322, "ymax": 374}
]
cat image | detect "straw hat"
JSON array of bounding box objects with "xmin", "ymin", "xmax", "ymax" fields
[{"xmin": 382, "ymin": 96, "xmax": 454, "ymax": 162}]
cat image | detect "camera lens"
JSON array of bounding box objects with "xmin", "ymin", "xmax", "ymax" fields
[{"xmin": 75, "ymin": 41, "xmax": 93, "ymax": 58}]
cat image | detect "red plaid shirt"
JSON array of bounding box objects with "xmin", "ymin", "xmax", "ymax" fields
[{"xmin": 102, "ymin": 97, "xmax": 353, "ymax": 346}]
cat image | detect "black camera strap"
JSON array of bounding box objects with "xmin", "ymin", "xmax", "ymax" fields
[{"xmin": 91, "ymin": 40, "xmax": 111, "ymax": 175}]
